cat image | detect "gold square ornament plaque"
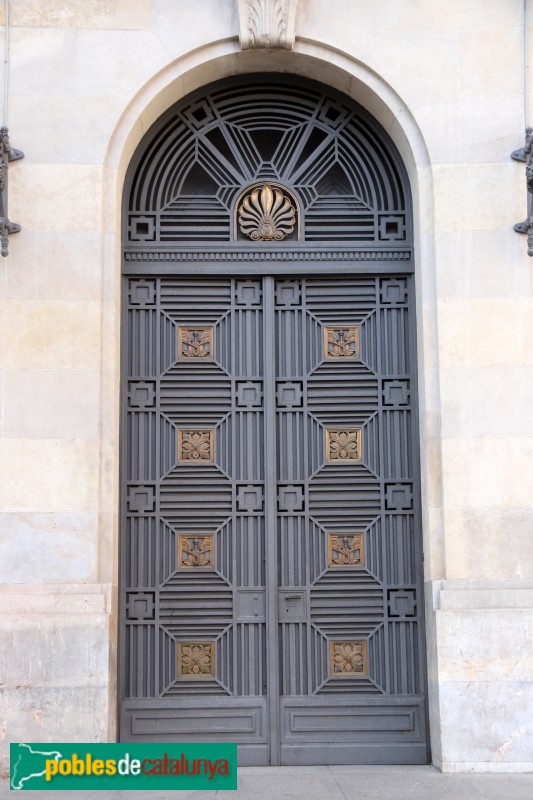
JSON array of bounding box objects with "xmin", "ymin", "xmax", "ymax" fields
[
  {"xmin": 178, "ymin": 326, "xmax": 214, "ymax": 360},
  {"xmin": 329, "ymin": 640, "xmax": 367, "ymax": 677},
  {"xmin": 324, "ymin": 325, "xmax": 360, "ymax": 360},
  {"xmin": 177, "ymin": 641, "xmax": 215, "ymax": 679},
  {"xmin": 328, "ymin": 533, "xmax": 364, "ymax": 567},
  {"xmin": 325, "ymin": 428, "xmax": 362, "ymax": 463},
  {"xmin": 177, "ymin": 428, "xmax": 214, "ymax": 463},
  {"xmin": 178, "ymin": 534, "xmax": 215, "ymax": 569}
]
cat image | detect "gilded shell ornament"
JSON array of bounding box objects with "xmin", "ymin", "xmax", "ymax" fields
[{"xmin": 238, "ymin": 184, "xmax": 296, "ymax": 241}]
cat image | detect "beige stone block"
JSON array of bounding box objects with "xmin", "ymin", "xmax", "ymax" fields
[
  {"xmin": 0, "ymin": 300, "xmax": 100, "ymax": 369},
  {"xmin": 438, "ymin": 680, "xmax": 533, "ymax": 767},
  {"xmin": 298, "ymin": 0, "xmax": 521, "ymax": 35},
  {"xmin": 0, "ymin": 513, "xmax": 99, "ymax": 583},
  {"xmin": 10, "ymin": 164, "xmax": 102, "ymax": 233},
  {"xmin": 297, "ymin": 4, "xmax": 460, "ymax": 100},
  {"xmin": 444, "ymin": 508, "xmax": 533, "ymax": 581},
  {"xmin": 423, "ymin": 437, "xmax": 444, "ymax": 512},
  {"xmin": 441, "ymin": 437, "xmax": 533, "ymax": 508},
  {"xmin": 10, "ymin": 95, "xmax": 122, "ymax": 165},
  {"xmin": 362, "ymin": 30, "xmax": 460, "ymax": 102},
  {"xmin": 435, "ymin": 230, "xmax": 529, "ymax": 300},
  {"xmin": 97, "ymin": 439, "xmax": 115, "ymax": 515},
  {"xmin": 10, "ymin": 27, "xmax": 76, "ymax": 96},
  {"xmin": 436, "ymin": 608, "xmax": 533, "ymax": 681},
  {"xmin": 1, "ymin": 590, "xmax": 107, "ymax": 615},
  {"xmin": 0, "ymin": 232, "xmax": 102, "ymax": 302},
  {"xmin": 98, "ymin": 512, "xmax": 117, "ymax": 584},
  {"xmin": 423, "ymin": 506, "xmax": 446, "ymax": 582},
  {"xmin": 417, "ymin": 233, "xmax": 437, "ymax": 303},
  {"xmin": 102, "ymin": 233, "xmax": 119, "ymax": 303},
  {"xmin": 0, "ymin": 368, "xmax": 3, "ymax": 437},
  {"xmin": 74, "ymin": 30, "xmax": 169, "ymax": 99},
  {"xmin": 11, "ymin": 0, "xmax": 151, "ymax": 29},
  {"xmin": 153, "ymin": 0, "xmax": 236, "ymax": 56},
  {"xmin": 100, "ymin": 301, "xmax": 117, "ymax": 374},
  {"xmin": 3, "ymin": 369, "xmax": 100, "ymax": 439},
  {"xmin": 433, "ymin": 164, "xmax": 523, "ymax": 233},
  {"xmin": 418, "ymin": 361, "xmax": 442, "ymax": 443},
  {"xmin": 440, "ymin": 367, "xmax": 533, "ymax": 438},
  {"xmin": 414, "ymin": 95, "xmax": 523, "ymax": 166},
  {"xmin": 0, "ymin": 687, "xmax": 111, "ymax": 775},
  {"xmin": 0, "ymin": 439, "xmax": 100, "ymax": 512},
  {"xmin": 459, "ymin": 27, "xmax": 523, "ymax": 98},
  {"xmin": 437, "ymin": 299, "xmax": 533, "ymax": 368},
  {"xmin": 100, "ymin": 367, "xmax": 119, "ymax": 447}
]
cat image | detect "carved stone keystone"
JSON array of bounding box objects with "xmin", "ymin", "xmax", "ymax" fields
[{"xmin": 237, "ymin": 0, "xmax": 299, "ymax": 49}]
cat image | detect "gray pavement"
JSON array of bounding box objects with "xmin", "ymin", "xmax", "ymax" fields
[{"xmin": 2, "ymin": 765, "xmax": 533, "ymax": 800}]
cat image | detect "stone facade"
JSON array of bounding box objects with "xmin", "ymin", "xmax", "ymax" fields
[{"xmin": 0, "ymin": 0, "xmax": 532, "ymax": 775}]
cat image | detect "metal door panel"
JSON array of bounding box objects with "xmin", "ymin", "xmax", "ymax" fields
[
  {"xmin": 121, "ymin": 277, "xmax": 270, "ymax": 765},
  {"xmin": 275, "ymin": 277, "xmax": 427, "ymax": 764},
  {"xmin": 120, "ymin": 274, "xmax": 427, "ymax": 765}
]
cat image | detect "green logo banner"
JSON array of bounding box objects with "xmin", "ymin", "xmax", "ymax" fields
[{"xmin": 10, "ymin": 742, "xmax": 237, "ymax": 791}]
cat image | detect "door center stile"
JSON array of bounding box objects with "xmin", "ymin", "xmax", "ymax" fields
[{"xmin": 262, "ymin": 276, "xmax": 281, "ymax": 765}]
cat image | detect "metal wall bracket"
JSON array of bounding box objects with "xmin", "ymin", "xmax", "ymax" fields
[
  {"xmin": 0, "ymin": 127, "xmax": 24, "ymax": 257},
  {"xmin": 511, "ymin": 126, "xmax": 533, "ymax": 256}
]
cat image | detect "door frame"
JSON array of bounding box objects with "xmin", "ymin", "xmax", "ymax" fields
[{"xmin": 117, "ymin": 71, "xmax": 431, "ymax": 764}]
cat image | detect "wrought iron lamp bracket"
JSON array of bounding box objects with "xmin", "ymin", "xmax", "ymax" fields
[
  {"xmin": 511, "ymin": 126, "xmax": 533, "ymax": 255},
  {"xmin": 0, "ymin": 126, "xmax": 24, "ymax": 257}
]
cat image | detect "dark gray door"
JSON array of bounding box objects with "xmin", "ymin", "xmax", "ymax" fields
[{"xmin": 120, "ymin": 273, "xmax": 427, "ymax": 765}]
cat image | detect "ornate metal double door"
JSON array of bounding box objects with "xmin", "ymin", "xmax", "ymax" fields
[{"xmin": 120, "ymin": 273, "xmax": 428, "ymax": 765}]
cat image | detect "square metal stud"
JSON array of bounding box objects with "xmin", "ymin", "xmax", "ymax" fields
[
  {"xmin": 328, "ymin": 533, "xmax": 364, "ymax": 567},
  {"xmin": 325, "ymin": 428, "xmax": 362, "ymax": 463},
  {"xmin": 380, "ymin": 278, "xmax": 407, "ymax": 305},
  {"xmin": 177, "ymin": 641, "xmax": 215, "ymax": 679},
  {"xmin": 383, "ymin": 379, "xmax": 410, "ymax": 406},
  {"xmin": 178, "ymin": 533, "xmax": 215, "ymax": 569},
  {"xmin": 237, "ymin": 484, "xmax": 264, "ymax": 512},
  {"xmin": 385, "ymin": 483, "xmax": 413, "ymax": 510},
  {"xmin": 236, "ymin": 381, "xmax": 263, "ymax": 408},
  {"xmin": 126, "ymin": 592, "xmax": 155, "ymax": 620},
  {"xmin": 177, "ymin": 429, "xmax": 214, "ymax": 463},
  {"xmin": 127, "ymin": 486, "xmax": 155, "ymax": 513},
  {"xmin": 276, "ymin": 381, "xmax": 303, "ymax": 408},
  {"xmin": 235, "ymin": 280, "xmax": 262, "ymax": 306},
  {"xmin": 277, "ymin": 484, "xmax": 304, "ymax": 512},
  {"xmin": 128, "ymin": 280, "xmax": 156, "ymax": 306},
  {"xmin": 324, "ymin": 325, "xmax": 360, "ymax": 360},
  {"xmin": 183, "ymin": 100, "xmax": 214, "ymax": 129},
  {"xmin": 275, "ymin": 280, "xmax": 301, "ymax": 306},
  {"xmin": 388, "ymin": 589, "xmax": 416, "ymax": 617},
  {"xmin": 128, "ymin": 381, "xmax": 156, "ymax": 408},
  {"xmin": 378, "ymin": 214, "xmax": 406, "ymax": 241},
  {"xmin": 178, "ymin": 326, "xmax": 214, "ymax": 360},
  {"xmin": 318, "ymin": 100, "xmax": 348, "ymax": 129},
  {"xmin": 128, "ymin": 215, "xmax": 156, "ymax": 242},
  {"xmin": 329, "ymin": 641, "xmax": 367, "ymax": 676}
]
